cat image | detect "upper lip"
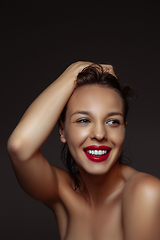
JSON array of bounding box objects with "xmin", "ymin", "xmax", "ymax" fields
[{"xmin": 83, "ymin": 145, "xmax": 111, "ymax": 151}]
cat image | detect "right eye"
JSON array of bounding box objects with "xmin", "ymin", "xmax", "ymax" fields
[{"xmin": 76, "ymin": 118, "xmax": 90, "ymax": 124}]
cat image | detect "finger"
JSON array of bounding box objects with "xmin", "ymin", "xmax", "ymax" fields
[{"xmin": 101, "ymin": 64, "xmax": 117, "ymax": 78}]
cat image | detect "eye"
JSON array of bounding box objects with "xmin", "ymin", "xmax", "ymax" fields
[
  {"xmin": 76, "ymin": 118, "xmax": 90, "ymax": 124},
  {"xmin": 107, "ymin": 119, "xmax": 120, "ymax": 126}
]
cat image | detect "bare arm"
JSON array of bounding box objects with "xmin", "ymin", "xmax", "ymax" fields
[
  {"xmin": 7, "ymin": 61, "xmax": 92, "ymax": 203},
  {"xmin": 7, "ymin": 62, "xmax": 115, "ymax": 204}
]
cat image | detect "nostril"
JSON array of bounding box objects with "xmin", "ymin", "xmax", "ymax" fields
[
  {"xmin": 91, "ymin": 136, "xmax": 107, "ymax": 142},
  {"xmin": 90, "ymin": 124, "xmax": 107, "ymax": 141}
]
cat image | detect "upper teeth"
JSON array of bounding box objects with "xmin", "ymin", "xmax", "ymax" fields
[{"xmin": 86, "ymin": 150, "xmax": 108, "ymax": 156}]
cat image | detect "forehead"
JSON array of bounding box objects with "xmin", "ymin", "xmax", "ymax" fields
[{"xmin": 66, "ymin": 85, "xmax": 124, "ymax": 115}]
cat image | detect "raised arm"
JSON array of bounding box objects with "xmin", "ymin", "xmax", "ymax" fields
[
  {"xmin": 7, "ymin": 61, "xmax": 91, "ymax": 203},
  {"xmin": 7, "ymin": 62, "xmax": 116, "ymax": 204}
]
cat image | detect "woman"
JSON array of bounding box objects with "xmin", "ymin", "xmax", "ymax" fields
[{"xmin": 8, "ymin": 62, "xmax": 160, "ymax": 240}]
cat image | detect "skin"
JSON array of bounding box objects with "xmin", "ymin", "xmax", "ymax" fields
[
  {"xmin": 61, "ymin": 85, "xmax": 125, "ymax": 180},
  {"xmin": 8, "ymin": 62, "xmax": 160, "ymax": 240}
]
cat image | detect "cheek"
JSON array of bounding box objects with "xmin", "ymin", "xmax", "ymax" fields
[
  {"xmin": 65, "ymin": 125, "xmax": 89, "ymax": 149},
  {"xmin": 64, "ymin": 126, "xmax": 89, "ymax": 162},
  {"xmin": 109, "ymin": 127, "xmax": 125, "ymax": 147}
]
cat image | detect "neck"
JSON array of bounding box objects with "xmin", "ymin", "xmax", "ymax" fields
[{"xmin": 78, "ymin": 162, "xmax": 125, "ymax": 206}]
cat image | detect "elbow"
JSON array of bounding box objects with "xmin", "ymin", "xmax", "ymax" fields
[{"xmin": 7, "ymin": 135, "xmax": 27, "ymax": 161}]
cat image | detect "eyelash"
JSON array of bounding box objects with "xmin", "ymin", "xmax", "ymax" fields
[
  {"xmin": 76, "ymin": 118, "xmax": 90, "ymax": 124},
  {"xmin": 76, "ymin": 118, "xmax": 120, "ymax": 126},
  {"xmin": 107, "ymin": 119, "xmax": 120, "ymax": 126}
]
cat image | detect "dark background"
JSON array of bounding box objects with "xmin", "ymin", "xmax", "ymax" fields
[{"xmin": 1, "ymin": 1, "xmax": 160, "ymax": 239}]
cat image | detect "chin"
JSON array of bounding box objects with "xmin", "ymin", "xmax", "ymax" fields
[{"xmin": 78, "ymin": 161, "xmax": 115, "ymax": 176}]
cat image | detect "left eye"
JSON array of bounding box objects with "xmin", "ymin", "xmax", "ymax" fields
[
  {"xmin": 107, "ymin": 119, "xmax": 120, "ymax": 126},
  {"xmin": 76, "ymin": 118, "xmax": 90, "ymax": 124}
]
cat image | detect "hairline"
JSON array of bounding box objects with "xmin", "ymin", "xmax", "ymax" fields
[{"xmin": 66, "ymin": 83, "xmax": 126, "ymax": 124}]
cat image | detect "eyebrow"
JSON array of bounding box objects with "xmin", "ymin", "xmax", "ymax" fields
[
  {"xmin": 71, "ymin": 111, "xmax": 124, "ymax": 118},
  {"xmin": 71, "ymin": 111, "xmax": 90, "ymax": 117},
  {"xmin": 107, "ymin": 112, "xmax": 124, "ymax": 117}
]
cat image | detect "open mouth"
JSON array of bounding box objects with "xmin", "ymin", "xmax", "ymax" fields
[
  {"xmin": 83, "ymin": 145, "xmax": 111, "ymax": 162},
  {"xmin": 84, "ymin": 149, "xmax": 109, "ymax": 156}
]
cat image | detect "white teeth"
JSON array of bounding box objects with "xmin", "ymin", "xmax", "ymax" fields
[{"xmin": 86, "ymin": 150, "xmax": 107, "ymax": 156}]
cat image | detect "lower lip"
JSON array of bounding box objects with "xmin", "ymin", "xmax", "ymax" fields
[{"xmin": 84, "ymin": 150, "xmax": 111, "ymax": 163}]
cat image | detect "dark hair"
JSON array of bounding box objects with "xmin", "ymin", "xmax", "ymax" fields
[{"xmin": 59, "ymin": 64, "xmax": 135, "ymax": 189}]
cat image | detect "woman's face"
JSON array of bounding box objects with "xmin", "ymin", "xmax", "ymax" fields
[{"xmin": 60, "ymin": 85, "xmax": 126, "ymax": 175}]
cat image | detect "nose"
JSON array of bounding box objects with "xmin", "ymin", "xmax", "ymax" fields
[{"xmin": 90, "ymin": 122, "xmax": 107, "ymax": 142}]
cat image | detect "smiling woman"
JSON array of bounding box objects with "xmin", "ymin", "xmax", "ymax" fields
[
  {"xmin": 59, "ymin": 64, "xmax": 132, "ymax": 189},
  {"xmin": 7, "ymin": 62, "xmax": 160, "ymax": 240}
]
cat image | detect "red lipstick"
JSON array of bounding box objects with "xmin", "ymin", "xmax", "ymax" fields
[{"xmin": 83, "ymin": 145, "xmax": 111, "ymax": 163}]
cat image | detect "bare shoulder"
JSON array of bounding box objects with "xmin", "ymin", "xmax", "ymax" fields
[
  {"xmin": 49, "ymin": 166, "xmax": 85, "ymax": 213},
  {"xmin": 121, "ymin": 165, "xmax": 160, "ymax": 200},
  {"xmin": 121, "ymin": 165, "xmax": 160, "ymax": 240}
]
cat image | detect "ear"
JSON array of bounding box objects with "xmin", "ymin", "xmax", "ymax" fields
[
  {"xmin": 58, "ymin": 120, "xmax": 67, "ymax": 143},
  {"xmin": 125, "ymin": 121, "xmax": 127, "ymax": 129}
]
